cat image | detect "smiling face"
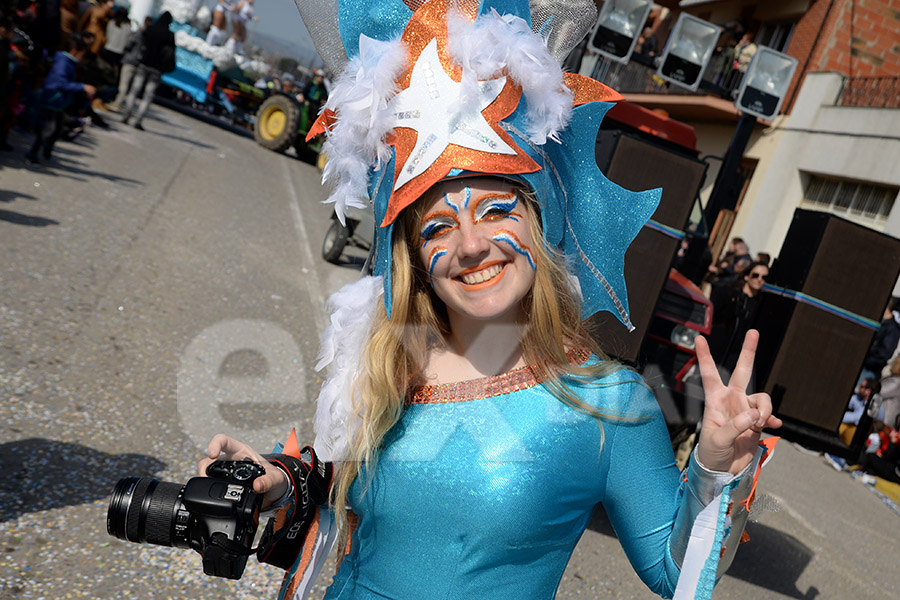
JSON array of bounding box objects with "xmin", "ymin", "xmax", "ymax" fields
[{"xmin": 414, "ymin": 177, "xmax": 537, "ymax": 324}]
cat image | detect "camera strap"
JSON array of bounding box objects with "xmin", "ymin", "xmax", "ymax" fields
[{"xmin": 256, "ymin": 446, "xmax": 333, "ymax": 570}]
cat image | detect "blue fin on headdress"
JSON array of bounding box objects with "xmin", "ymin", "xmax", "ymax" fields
[
  {"xmin": 548, "ymin": 102, "xmax": 661, "ymax": 327},
  {"xmin": 479, "ymin": 0, "xmax": 530, "ymax": 22},
  {"xmin": 371, "ymin": 160, "xmax": 397, "ymax": 317},
  {"xmin": 498, "ymin": 101, "xmax": 661, "ymax": 329},
  {"xmin": 338, "ymin": 0, "xmax": 412, "ymax": 56}
]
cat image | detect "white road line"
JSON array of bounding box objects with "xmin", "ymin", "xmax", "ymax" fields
[{"xmin": 281, "ymin": 156, "xmax": 328, "ymax": 337}]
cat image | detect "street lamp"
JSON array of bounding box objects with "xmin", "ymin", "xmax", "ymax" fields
[
  {"xmin": 655, "ymin": 13, "xmax": 721, "ymax": 91},
  {"xmin": 587, "ymin": 0, "xmax": 653, "ymax": 64},
  {"xmin": 736, "ymin": 47, "xmax": 799, "ymax": 120},
  {"xmin": 703, "ymin": 47, "xmax": 799, "ymax": 226}
]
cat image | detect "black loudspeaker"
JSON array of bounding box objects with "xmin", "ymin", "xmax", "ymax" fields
[
  {"xmin": 588, "ymin": 129, "xmax": 708, "ymax": 362},
  {"xmin": 754, "ymin": 209, "xmax": 900, "ymax": 431}
]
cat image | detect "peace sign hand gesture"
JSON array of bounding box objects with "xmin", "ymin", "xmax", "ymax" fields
[{"xmin": 694, "ymin": 329, "xmax": 782, "ymax": 475}]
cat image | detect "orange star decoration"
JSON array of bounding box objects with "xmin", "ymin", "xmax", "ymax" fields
[
  {"xmin": 562, "ymin": 72, "xmax": 625, "ymax": 106},
  {"xmin": 380, "ymin": 0, "xmax": 539, "ymax": 226}
]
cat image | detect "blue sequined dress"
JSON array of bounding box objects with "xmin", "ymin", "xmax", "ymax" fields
[{"xmin": 323, "ymin": 364, "xmax": 686, "ymax": 599}]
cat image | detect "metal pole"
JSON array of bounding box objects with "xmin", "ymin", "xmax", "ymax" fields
[{"xmin": 702, "ymin": 113, "xmax": 757, "ymax": 226}]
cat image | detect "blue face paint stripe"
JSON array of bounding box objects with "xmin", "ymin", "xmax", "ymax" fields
[
  {"xmin": 443, "ymin": 193, "xmax": 460, "ymax": 214},
  {"xmin": 492, "ymin": 232, "xmax": 536, "ymax": 271},
  {"xmin": 462, "ymin": 187, "xmax": 471, "ymax": 209},
  {"xmin": 428, "ymin": 247, "xmax": 448, "ymax": 284},
  {"xmin": 474, "ymin": 195, "xmax": 519, "ymax": 222},
  {"xmin": 420, "ymin": 215, "xmax": 459, "ymax": 248},
  {"xmin": 420, "ymin": 223, "xmax": 441, "ymax": 247}
]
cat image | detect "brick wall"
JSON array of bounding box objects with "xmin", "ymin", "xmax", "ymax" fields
[
  {"xmin": 783, "ymin": 0, "xmax": 845, "ymax": 112},
  {"xmin": 783, "ymin": 0, "xmax": 900, "ymax": 112}
]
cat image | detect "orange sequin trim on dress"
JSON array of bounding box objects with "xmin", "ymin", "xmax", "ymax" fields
[{"xmin": 407, "ymin": 348, "xmax": 589, "ymax": 404}]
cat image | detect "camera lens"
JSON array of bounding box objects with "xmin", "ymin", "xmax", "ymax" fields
[{"xmin": 107, "ymin": 477, "xmax": 188, "ymax": 548}]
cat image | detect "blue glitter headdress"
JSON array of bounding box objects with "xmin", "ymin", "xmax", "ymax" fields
[{"xmin": 297, "ymin": 0, "xmax": 661, "ymax": 330}]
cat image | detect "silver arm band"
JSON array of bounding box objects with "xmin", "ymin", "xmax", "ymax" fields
[{"xmin": 669, "ymin": 448, "xmax": 756, "ymax": 573}]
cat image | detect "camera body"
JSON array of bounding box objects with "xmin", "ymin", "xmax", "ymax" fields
[
  {"xmin": 108, "ymin": 459, "xmax": 265, "ymax": 579},
  {"xmin": 109, "ymin": 446, "xmax": 333, "ymax": 581}
]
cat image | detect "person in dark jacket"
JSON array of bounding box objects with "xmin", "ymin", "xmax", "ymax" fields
[
  {"xmin": 26, "ymin": 33, "xmax": 96, "ymax": 163},
  {"xmin": 121, "ymin": 12, "xmax": 175, "ymax": 130},
  {"xmin": 707, "ymin": 261, "xmax": 769, "ymax": 371}
]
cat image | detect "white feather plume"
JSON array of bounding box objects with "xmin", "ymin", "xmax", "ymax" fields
[
  {"xmin": 320, "ymin": 36, "xmax": 408, "ymax": 225},
  {"xmin": 312, "ymin": 275, "xmax": 384, "ymax": 462},
  {"xmin": 447, "ymin": 9, "xmax": 573, "ymax": 144}
]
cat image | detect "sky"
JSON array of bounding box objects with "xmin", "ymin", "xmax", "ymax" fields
[{"xmin": 237, "ymin": 0, "xmax": 320, "ymax": 61}]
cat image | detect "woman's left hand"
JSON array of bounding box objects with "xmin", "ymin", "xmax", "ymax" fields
[{"xmin": 695, "ymin": 329, "xmax": 782, "ymax": 474}]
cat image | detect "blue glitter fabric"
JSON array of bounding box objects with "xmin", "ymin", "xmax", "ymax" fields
[
  {"xmin": 338, "ymin": 0, "xmax": 412, "ymax": 55},
  {"xmin": 323, "ymin": 368, "xmax": 684, "ymax": 599}
]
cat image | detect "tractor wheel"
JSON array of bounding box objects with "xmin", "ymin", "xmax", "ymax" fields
[
  {"xmin": 322, "ymin": 220, "xmax": 350, "ymax": 264},
  {"xmin": 254, "ymin": 94, "xmax": 300, "ymax": 153}
]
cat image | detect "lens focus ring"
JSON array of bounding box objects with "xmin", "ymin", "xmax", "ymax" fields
[{"xmin": 144, "ymin": 482, "xmax": 184, "ymax": 546}]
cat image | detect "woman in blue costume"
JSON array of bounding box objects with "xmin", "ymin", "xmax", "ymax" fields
[{"xmin": 198, "ymin": 1, "xmax": 782, "ymax": 598}]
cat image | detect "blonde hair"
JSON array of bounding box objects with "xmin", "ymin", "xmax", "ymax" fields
[{"xmin": 331, "ymin": 182, "xmax": 627, "ymax": 536}]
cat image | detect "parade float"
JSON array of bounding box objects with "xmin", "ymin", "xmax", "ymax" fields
[
  {"xmin": 139, "ymin": 0, "xmax": 321, "ymax": 160},
  {"xmin": 151, "ymin": 0, "xmax": 265, "ymax": 127}
]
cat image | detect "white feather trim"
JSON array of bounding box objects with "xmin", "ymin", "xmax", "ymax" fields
[
  {"xmin": 447, "ymin": 9, "xmax": 572, "ymax": 144},
  {"xmin": 312, "ymin": 275, "xmax": 384, "ymax": 462},
  {"xmin": 567, "ymin": 271, "xmax": 583, "ymax": 301},
  {"xmin": 320, "ymin": 36, "xmax": 408, "ymax": 225}
]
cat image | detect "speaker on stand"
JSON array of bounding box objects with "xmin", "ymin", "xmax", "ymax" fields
[{"xmin": 753, "ymin": 209, "xmax": 900, "ymax": 452}]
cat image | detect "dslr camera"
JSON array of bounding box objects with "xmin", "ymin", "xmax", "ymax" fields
[
  {"xmin": 107, "ymin": 447, "xmax": 333, "ymax": 580},
  {"xmin": 107, "ymin": 458, "xmax": 266, "ymax": 579}
]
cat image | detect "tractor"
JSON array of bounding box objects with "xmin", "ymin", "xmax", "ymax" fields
[{"xmin": 253, "ymin": 93, "xmax": 325, "ymax": 167}]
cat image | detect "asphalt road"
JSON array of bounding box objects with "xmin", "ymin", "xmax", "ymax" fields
[{"xmin": 1, "ymin": 104, "xmax": 897, "ymax": 600}]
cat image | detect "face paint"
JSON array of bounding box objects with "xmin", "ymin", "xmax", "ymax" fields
[
  {"xmin": 491, "ymin": 229, "xmax": 536, "ymax": 271},
  {"xmin": 443, "ymin": 192, "xmax": 461, "ymax": 214},
  {"xmin": 427, "ymin": 246, "xmax": 448, "ymax": 284},
  {"xmin": 472, "ymin": 193, "xmax": 521, "ymax": 223},
  {"xmin": 416, "ymin": 178, "xmax": 537, "ymax": 323},
  {"xmin": 420, "ymin": 211, "xmax": 459, "ymax": 248}
]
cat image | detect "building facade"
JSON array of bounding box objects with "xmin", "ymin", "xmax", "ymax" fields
[{"xmin": 587, "ymin": 0, "xmax": 900, "ymax": 285}]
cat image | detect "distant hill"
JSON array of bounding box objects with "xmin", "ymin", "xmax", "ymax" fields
[{"xmin": 246, "ymin": 28, "xmax": 324, "ymax": 70}]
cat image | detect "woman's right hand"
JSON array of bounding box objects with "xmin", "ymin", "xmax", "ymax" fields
[{"xmin": 198, "ymin": 434, "xmax": 289, "ymax": 508}]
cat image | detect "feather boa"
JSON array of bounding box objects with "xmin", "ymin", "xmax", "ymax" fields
[
  {"xmin": 313, "ymin": 275, "xmax": 384, "ymax": 462},
  {"xmin": 319, "ymin": 37, "xmax": 408, "ymax": 225}
]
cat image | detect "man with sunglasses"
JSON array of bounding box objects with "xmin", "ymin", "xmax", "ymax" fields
[{"xmin": 708, "ymin": 261, "xmax": 770, "ymax": 371}]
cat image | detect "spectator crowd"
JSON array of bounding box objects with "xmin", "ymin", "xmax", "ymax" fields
[
  {"xmin": 1, "ymin": 0, "xmax": 175, "ymax": 165},
  {"xmin": 704, "ymin": 236, "xmax": 900, "ymax": 489}
]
